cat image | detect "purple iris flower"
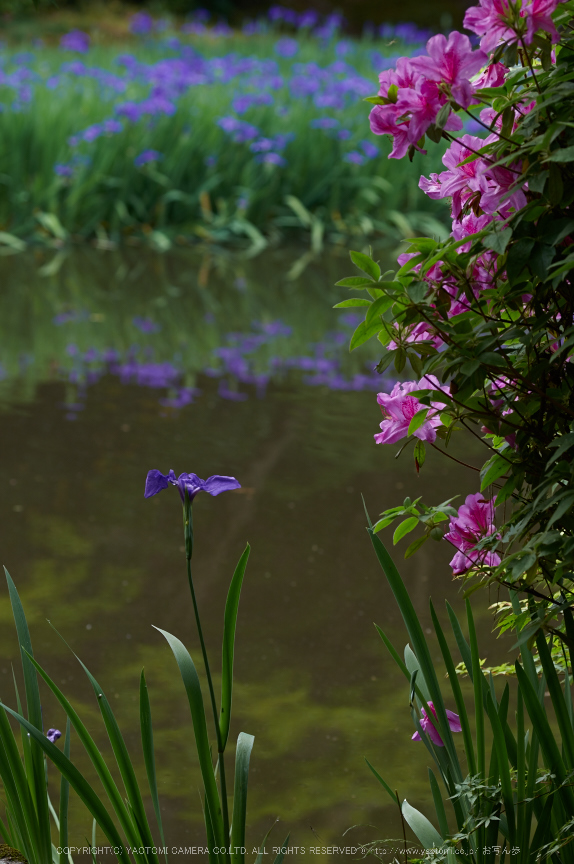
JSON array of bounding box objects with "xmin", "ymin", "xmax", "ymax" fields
[
  {"xmin": 134, "ymin": 150, "xmax": 163, "ymax": 167},
  {"xmin": 46, "ymin": 728, "xmax": 62, "ymax": 743},
  {"xmin": 145, "ymin": 469, "xmax": 241, "ymax": 503},
  {"xmin": 60, "ymin": 30, "xmax": 90, "ymax": 53}
]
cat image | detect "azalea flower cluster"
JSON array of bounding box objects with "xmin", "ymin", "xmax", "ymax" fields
[
  {"xmin": 365, "ymin": 0, "xmax": 567, "ymax": 577},
  {"xmin": 369, "ymin": 0, "xmax": 564, "ymax": 159}
]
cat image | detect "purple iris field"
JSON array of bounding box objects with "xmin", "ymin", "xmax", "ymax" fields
[{"xmin": 0, "ymin": 6, "xmax": 451, "ymax": 248}]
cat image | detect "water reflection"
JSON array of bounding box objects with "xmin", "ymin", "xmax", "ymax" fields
[{"xmin": 0, "ymin": 249, "xmax": 509, "ymax": 862}]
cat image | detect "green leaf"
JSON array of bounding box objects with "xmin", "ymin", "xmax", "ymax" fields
[
  {"xmin": 367, "ymin": 534, "xmax": 461, "ymax": 775},
  {"xmin": 547, "ymin": 431, "xmax": 574, "ymax": 465},
  {"xmin": 140, "ymin": 670, "xmax": 167, "ymax": 859},
  {"xmin": 220, "ymin": 545, "xmax": 250, "ymax": 749},
  {"xmin": 58, "ymin": 719, "xmax": 71, "ymax": 864},
  {"xmin": 4, "ymin": 568, "xmax": 51, "ymax": 864},
  {"xmin": 401, "ymin": 800, "xmax": 443, "ymax": 849},
  {"xmin": 547, "ymin": 145, "xmax": 574, "ymax": 162},
  {"xmin": 272, "ymin": 835, "xmax": 290, "ymax": 864},
  {"xmin": 365, "ymin": 293, "xmax": 395, "ymax": 325},
  {"xmin": 393, "ymin": 517, "xmax": 419, "ymax": 545},
  {"xmin": 535, "ymin": 635, "xmax": 574, "ymax": 765},
  {"xmin": 349, "ymin": 319, "xmax": 383, "ymax": 352},
  {"xmin": 404, "ymin": 535, "xmax": 427, "ymax": 559},
  {"xmin": 349, "ymin": 250, "xmax": 381, "ymax": 280},
  {"xmin": 480, "ymin": 455, "xmax": 510, "ymax": 491},
  {"xmin": 428, "ymin": 770, "xmax": 449, "ymax": 839},
  {"xmin": 485, "ymin": 691, "xmax": 516, "ymax": 845},
  {"xmin": 430, "ymin": 602, "xmax": 476, "ymax": 777},
  {"xmin": 435, "ymin": 103, "xmax": 451, "ymax": 131},
  {"xmin": 0, "ymin": 703, "xmax": 129, "ymax": 859},
  {"xmin": 21, "ymin": 649, "xmax": 148, "ymax": 863},
  {"xmin": 72, "ymin": 660, "xmax": 160, "ymax": 864},
  {"xmin": 230, "ymin": 732, "xmax": 254, "ymax": 864},
  {"xmin": 0, "ymin": 703, "xmax": 38, "ymax": 864},
  {"xmin": 364, "ymin": 758, "xmax": 396, "ymax": 804},
  {"xmin": 483, "ymin": 227, "xmax": 513, "ymax": 254},
  {"xmin": 334, "ymin": 277, "xmax": 375, "ymax": 289},
  {"xmin": 414, "ymin": 440, "xmax": 426, "ymax": 470},
  {"xmin": 406, "ymin": 281, "xmax": 427, "ymax": 303},
  {"xmin": 154, "ymin": 627, "xmax": 225, "ymax": 849},
  {"xmin": 408, "ymin": 409, "xmax": 429, "ymax": 436},
  {"xmin": 333, "ymin": 298, "xmax": 371, "ymax": 308}
]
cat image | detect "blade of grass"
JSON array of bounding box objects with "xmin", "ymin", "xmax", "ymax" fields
[
  {"xmin": 140, "ymin": 670, "xmax": 167, "ymax": 862},
  {"xmin": 59, "ymin": 718, "xmax": 71, "ymax": 864},
  {"xmin": 22, "ymin": 650, "xmax": 150, "ymax": 864},
  {"xmin": 230, "ymin": 732, "xmax": 254, "ymax": 864},
  {"xmin": 272, "ymin": 835, "xmax": 290, "ymax": 864},
  {"xmin": 153, "ymin": 627, "xmax": 225, "ymax": 855},
  {"xmin": 428, "ymin": 769, "xmax": 449, "ymax": 839},
  {"xmin": 0, "ymin": 701, "xmax": 40, "ymax": 864},
  {"xmin": 220, "ymin": 546, "xmax": 250, "ymax": 751},
  {"xmin": 5, "ymin": 568, "xmax": 51, "ymax": 864},
  {"xmin": 367, "ymin": 531, "xmax": 461, "ymax": 777},
  {"xmin": 516, "ymin": 662, "xmax": 574, "ymax": 814},
  {"xmin": 430, "ymin": 601, "xmax": 477, "ymax": 777},
  {"xmin": 0, "ymin": 704, "xmax": 129, "ymax": 858},
  {"xmin": 364, "ymin": 758, "xmax": 396, "ymax": 805},
  {"xmin": 535, "ymin": 634, "xmax": 574, "ymax": 765},
  {"xmin": 485, "ymin": 691, "xmax": 516, "ymax": 845}
]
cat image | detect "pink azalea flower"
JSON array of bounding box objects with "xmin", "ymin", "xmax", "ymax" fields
[
  {"xmin": 524, "ymin": 0, "xmax": 562, "ymax": 44},
  {"xmin": 397, "ymin": 80, "xmax": 463, "ymax": 143},
  {"xmin": 444, "ymin": 493, "xmax": 501, "ymax": 575},
  {"xmin": 378, "ymin": 56, "xmax": 421, "ymax": 95},
  {"xmin": 473, "ymin": 61, "xmax": 509, "ymax": 89},
  {"xmin": 410, "ymin": 32, "xmax": 487, "ymax": 109},
  {"xmin": 387, "ymin": 321, "xmax": 443, "ymax": 350},
  {"xmin": 369, "ymin": 105, "xmax": 411, "ymax": 159},
  {"xmin": 412, "ymin": 701, "xmax": 462, "ymax": 746},
  {"xmin": 374, "ymin": 376, "xmax": 446, "ymax": 445},
  {"xmin": 464, "ymin": 0, "xmax": 518, "ymax": 53}
]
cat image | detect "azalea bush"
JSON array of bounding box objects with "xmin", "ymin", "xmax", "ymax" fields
[
  {"xmin": 339, "ymin": 0, "xmax": 574, "ymax": 648},
  {"xmin": 335, "ymin": 0, "xmax": 574, "ymax": 858}
]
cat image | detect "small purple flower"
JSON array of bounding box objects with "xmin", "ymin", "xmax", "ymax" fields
[
  {"xmin": 60, "ymin": 30, "xmax": 90, "ymax": 53},
  {"xmin": 344, "ymin": 151, "xmax": 365, "ymax": 165},
  {"xmin": 130, "ymin": 12, "xmax": 155, "ymax": 35},
  {"xmin": 133, "ymin": 316, "xmax": 160, "ymax": 333},
  {"xmin": 257, "ymin": 152, "xmax": 286, "ymax": 166},
  {"xmin": 46, "ymin": 728, "xmax": 62, "ymax": 744},
  {"xmin": 145, "ymin": 469, "xmax": 241, "ymax": 503},
  {"xmin": 134, "ymin": 150, "xmax": 163, "ymax": 168},
  {"xmin": 412, "ymin": 702, "xmax": 461, "ymax": 747},
  {"xmin": 360, "ymin": 139, "xmax": 379, "ymax": 159},
  {"xmin": 274, "ymin": 37, "xmax": 299, "ymax": 58}
]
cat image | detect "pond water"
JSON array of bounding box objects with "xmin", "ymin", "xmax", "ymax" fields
[{"xmin": 0, "ymin": 247, "xmax": 510, "ymax": 863}]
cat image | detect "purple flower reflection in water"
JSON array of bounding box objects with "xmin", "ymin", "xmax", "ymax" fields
[
  {"xmin": 46, "ymin": 728, "xmax": 62, "ymax": 743},
  {"xmin": 144, "ymin": 469, "xmax": 240, "ymax": 502},
  {"xmin": 219, "ymin": 379, "xmax": 248, "ymax": 401}
]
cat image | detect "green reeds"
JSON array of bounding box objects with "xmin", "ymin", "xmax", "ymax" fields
[{"xmin": 363, "ymin": 513, "xmax": 574, "ymax": 864}]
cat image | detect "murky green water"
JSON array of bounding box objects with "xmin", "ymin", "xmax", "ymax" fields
[{"xmin": 0, "ymin": 248, "xmax": 510, "ymax": 863}]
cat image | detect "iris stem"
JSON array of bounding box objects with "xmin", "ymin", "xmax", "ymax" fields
[{"xmin": 184, "ymin": 506, "xmax": 231, "ymax": 864}]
